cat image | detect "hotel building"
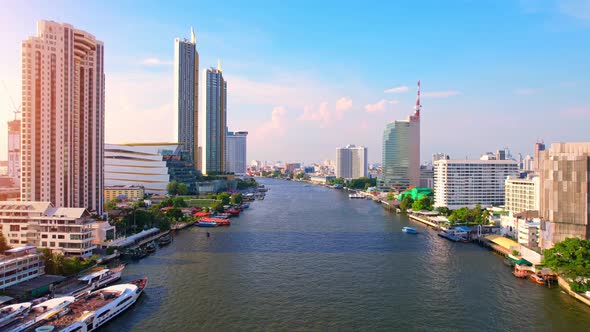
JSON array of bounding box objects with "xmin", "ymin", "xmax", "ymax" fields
[
  {"xmin": 225, "ymin": 131, "xmax": 248, "ymax": 175},
  {"xmin": 174, "ymin": 27, "xmax": 199, "ymax": 169},
  {"xmin": 21, "ymin": 20, "xmax": 104, "ymax": 214},
  {"xmin": 434, "ymin": 159, "xmax": 519, "ymax": 209},
  {"xmin": 379, "ymin": 82, "xmax": 421, "ymax": 191},
  {"xmin": 504, "ymin": 175, "xmax": 540, "ymax": 215},
  {"xmin": 336, "ymin": 145, "xmax": 368, "ymax": 180}
]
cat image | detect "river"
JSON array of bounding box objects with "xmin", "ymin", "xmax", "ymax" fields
[{"xmin": 103, "ymin": 178, "xmax": 590, "ymax": 331}]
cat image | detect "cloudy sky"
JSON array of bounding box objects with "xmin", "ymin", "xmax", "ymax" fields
[{"xmin": 0, "ymin": 0, "xmax": 589, "ymax": 164}]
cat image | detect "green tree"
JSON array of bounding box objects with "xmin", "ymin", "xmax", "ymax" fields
[
  {"xmin": 166, "ymin": 208, "xmax": 184, "ymax": 221},
  {"xmin": 177, "ymin": 182, "xmax": 189, "ymax": 195},
  {"xmin": 172, "ymin": 196, "xmax": 187, "ymax": 208},
  {"xmin": 104, "ymin": 200, "xmax": 117, "ymax": 211},
  {"xmin": 386, "ymin": 193, "xmax": 395, "ymax": 201},
  {"xmin": 411, "ymin": 196, "xmax": 432, "ymax": 211},
  {"xmin": 400, "ymin": 196, "xmax": 414, "ymax": 211},
  {"xmin": 211, "ymin": 202, "xmax": 224, "ymax": 213},
  {"xmin": 437, "ymin": 207, "xmax": 451, "ymax": 216},
  {"xmin": 231, "ymin": 193, "xmax": 243, "ymax": 205},
  {"xmin": 167, "ymin": 181, "xmax": 179, "ymax": 195},
  {"xmin": 296, "ymin": 173, "xmax": 306, "ymax": 180},
  {"xmin": 216, "ymin": 192, "xmax": 231, "ymax": 205}
]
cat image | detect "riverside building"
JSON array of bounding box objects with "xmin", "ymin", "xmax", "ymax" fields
[
  {"xmin": 433, "ymin": 159, "xmax": 519, "ymax": 209},
  {"xmin": 21, "ymin": 20, "xmax": 104, "ymax": 214},
  {"xmin": 201, "ymin": 62, "xmax": 227, "ymax": 174},
  {"xmin": 504, "ymin": 175, "xmax": 540, "ymax": 215},
  {"xmin": 0, "ymin": 246, "xmax": 45, "ymax": 291},
  {"xmin": 538, "ymin": 142, "xmax": 590, "ymax": 249},
  {"xmin": 336, "ymin": 145, "xmax": 368, "ymax": 180},
  {"xmin": 379, "ymin": 82, "xmax": 420, "ymax": 191},
  {"xmin": 225, "ymin": 131, "xmax": 247, "ymax": 175},
  {"xmin": 174, "ymin": 27, "xmax": 199, "ymax": 170}
]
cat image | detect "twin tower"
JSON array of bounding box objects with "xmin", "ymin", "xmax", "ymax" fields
[{"xmin": 174, "ymin": 27, "xmax": 226, "ymax": 175}]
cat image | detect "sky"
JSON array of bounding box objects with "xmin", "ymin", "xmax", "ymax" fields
[{"xmin": 0, "ymin": 0, "xmax": 589, "ymax": 164}]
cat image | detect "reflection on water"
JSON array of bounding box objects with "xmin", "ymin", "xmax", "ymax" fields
[{"xmin": 102, "ymin": 178, "xmax": 590, "ymax": 331}]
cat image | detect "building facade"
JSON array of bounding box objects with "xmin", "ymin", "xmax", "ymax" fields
[
  {"xmin": 201, "ymin": 63, "xmax": 227, "ymax": 174},
  {"xmin": 419, "ymin": 165, "xmax": 434, "ymax": 188},
  {"xmin": 434, "ymin": 159, "xmax": 519, "ymax": 209},
  {"xmin": 174, "ymin": 27, "xmax": 199, "ymax": 169},
  {"xmin": 225, "ymin": 131, "xmax": 247, "ymax": 175},
  {"xmin": 336, "ymin": 145, "xmax": 368, "ymax": 180},
  {"xmin": 104, "ymin": 143, "xmax": 197, "ymax": 195},
  {"xmin": 504, "ymin": 175, "xmax": 539, "ymax": 215},
  {"xmin": 7, "ymin": 119, "xmax": 21, "ymax": 185},
  {"xmin": 21, "ymin": 20, "xmax": 104, "ymax": 214},
  {"xmin": 538, "ymin": 142, "xmax": 590, "ymax": 249},
  {"xmin": 379, "ymin": 82, "xmax": 420, "ymax": 191},
  {"xmin": 104, "ymin": 185, "xmax": 145, "ymax": 202},
  {"xmin": 0, "ymin": 246, "xmax": 45, "ymax": 290},
  {"xmin": 0, "ymin": 201, "xmax": 97, "ymax": 257}
]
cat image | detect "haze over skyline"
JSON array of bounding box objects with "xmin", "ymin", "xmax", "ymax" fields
[{"xmin": 1, "ymin": 0, "xmax": 589, "ymax": 164}]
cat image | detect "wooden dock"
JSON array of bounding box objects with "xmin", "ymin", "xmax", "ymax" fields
[{"xmin": 408, "ymin": 214, "xmax": 442, "ymax": 229}]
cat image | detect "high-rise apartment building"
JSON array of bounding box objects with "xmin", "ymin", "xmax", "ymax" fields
[
  {"xmin": 379, "ymin": 82, "xmax": 420, "ymax": 191},
  {"xmin": 336, "ymin": 145, "xmax": 367, "ymax": 179},
  {"xmin": 201, "ymin": 62, "xmax": 227, "ymax": 174},
  {"xmin": 434, "ymin": 159, "xmax": 519, "ymax": 209},
  {"xmin": 538, "ymin": 142, "xmax": 590, "ymax": 249},
  {"xmin": 504, "ymin": 175, "xmax": 540, "ymax": 215},
  {"xmin": 21, "ymin": 20, "xmax": 104, "ymax": 214},
  {"xmin": 7, "ymin": 119, "xmax": 21, "ymax": 185},
  {"xmin": 225, "ymin": 131, "xmax": 248, "ymax": 175},
  {"xmin": 174, "ymin": 27, "xmax": 199, "ymax": 169}
]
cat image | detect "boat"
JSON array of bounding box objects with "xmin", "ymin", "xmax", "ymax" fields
[
  {"xmin": 530, "ymin": 274, "xmax": 545, "ymax": 285},
  {"xmin": 240, "ymin": 203, "xmax": 250, "ymax": 209},
  {"xmin": 0, "ymin": 302, "xmax": 32, "ymax": 329},
  {"xmin": 200, "ymin": 217, "xmax": 230, "ymax": 226},
  {"xmin": 402, "ymin": 227, "xmax": 418, "ymax": 234},
  {"xmin": 121, "ymin": 248, "xmax": 148, "ymax": 260},
  {"xmin": 437, "ymin": 231, "xmax": 462, "ymax": 242},
  {"xmin": 25, "ymin": 278, "xmax": 147, "ymax": 332},
  {"xmin": 349, "ymin": 193, "xmax": 364, "ymax": 199},
  {"xmin": 227, "ymin": 208, "xmax": 240, "ymax": 216},
  {"xmin": 197, "ymin": 221, "xmax": 218, "ymax": 227},
  {"xmin": 54, "ymin": 265, "xmax": 125, "ymax": 298},
  {"xmin": 146, "ymin": 241, "xmax": 157, "ymax": 254},
  {"xmin": 6, "ymin": 297, "xmax": 76, "ymax": 332},
  {"xmin": 158, "ymin": 233, "xmax": 173, "ymax": 246}
]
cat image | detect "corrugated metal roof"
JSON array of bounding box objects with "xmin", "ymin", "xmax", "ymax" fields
[{"xmin": 486, "ymin": 234, "xmax": 519, "ymax": 250}]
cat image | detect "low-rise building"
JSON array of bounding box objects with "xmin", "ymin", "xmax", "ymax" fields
[
  {"xmin": 0, "ymin": 201, "xmax": 97, "ymax": 258},
  {"xmin": 0, "ymin": 246, "xmax": 44, "ymax": 290},
  {"xmin": 104, "ymin": 185, "xmax": 145, "ymax": 202},
  {"xmin": 518, "ymin": 219, "xmax": 540, "ymax": 248}
]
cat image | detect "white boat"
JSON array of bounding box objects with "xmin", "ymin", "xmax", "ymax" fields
[
  {"xmin": 0, "ymin": 302, "xmax": 32, "ymax": 328},
  {"xmin": 349, "ymin": 193, "xmax": 364, "ymax": 199},
  {"xmin": 7, "ymin": 297, "xmax": 76, "ymax": 332},
  {"xmin": 27, "ymin": 278, "xmax": 147, "ymax": 332},
  {"xmin": 54, "ymin": 265, "xmax": 125, "ymax": 298}
]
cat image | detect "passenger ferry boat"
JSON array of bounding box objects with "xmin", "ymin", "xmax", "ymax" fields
[
  {"xmin": 23, "ymin": 278, "xmax": 147, "ymax": 332},
  {"xmin": 348, "ymin": 193, "xmax": 364, "ymax": 199},
  {"xmin": 7, "ymin": 297, "xmax": 76, "ymax": 332},
  {"xmin": 54, "ymin": 265, "xmax": 125, "ymax": 298},
  {"xmin": 402, "ymin": 227, "xmax": 418, "ymax": 234}
]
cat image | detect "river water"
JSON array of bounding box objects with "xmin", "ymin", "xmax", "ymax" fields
[{"xmin": 103, "ymin": 178, "xmax": 590, "ymax": 331}]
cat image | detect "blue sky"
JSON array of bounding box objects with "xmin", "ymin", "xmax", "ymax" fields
[{"xmin": 0, "ymin": 0, "xmax": 589, "ymax": 163}]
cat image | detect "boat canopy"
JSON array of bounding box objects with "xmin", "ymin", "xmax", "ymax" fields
[
  {"xmin": 508, "ymin": 256, "xmax": 533, "ymax": 266},
  {"xmin": 115, "ymin": 228, "xmax": 160, "ymax": 247}
]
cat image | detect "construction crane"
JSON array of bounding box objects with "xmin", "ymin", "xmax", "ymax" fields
[{"xmin": 2, "ymin": 80, "xmax": 21, "ymax": 120}]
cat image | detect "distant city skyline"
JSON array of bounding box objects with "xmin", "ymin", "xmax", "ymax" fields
[{"xmin": 1, "ymin": 1, "xmax": 589, "ymax": 164}]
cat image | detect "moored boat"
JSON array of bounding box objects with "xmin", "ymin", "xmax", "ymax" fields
[
  {"xmin": 53, "ymin": 265, "xmax": 125, "ymax": 298},
  {"xmin": 146, "ymin": 241, "xmax": 157, "ymax": 254},
  {"xmin": 349, "ymin": 193, "xmax": 364, "ymax": 199},
  {"xmin": 197, "ymin": 221, "xmax": 218, "ymax": 227},
  {"xmin": 24, "ymin": 278, "xmax": 148, "ymax": 332},
  {"xmin": 0, "ymin": 302, "xmax": 32, "ymax": 329},
  {"xmin": 200, "ymin": 217, "xmax": 230, "ymax": 226},
  {"xmin": 402, "ymin": 227, "xmax": 418, "ymax": 234},
  {"xmin": 530, "ymin": 274, "xmax": 545, "ymax": 285},
  {"xmin": 158, "ymin": 233, "xmax": 173, "ymax": 246},
  {"xmin": 6, "ymin": 297, "xmax": 75, "ymax": 332}
]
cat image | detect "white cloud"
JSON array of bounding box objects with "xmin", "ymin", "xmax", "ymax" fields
[
  {"xmin": 422, "ymin": 91, "xmax": 461, "ymax": 98},
  {"xmin": 384, "ymin": 86, "xmax": 409, "ymax": 93},
  {"xmin": 364, "ymin": 99, "xmax": 399, "ymax": 113},
  {"xmin": 299, "ymin": 102, "xmax": 332, "ymax": 126},
  {"xmin": 141, "ymin": 58, "xmax": 173, "ymax": 66},
  {"xmin": 514, "ymin": 88, "xmax": 535, "ymax": 95},
  {"xmin": 250, "ymin": 106, "xmax": 288, "ymax": 142},
  {"xmin": 335, "ymin": 97, "xmax": 353, "ymax": 111}
]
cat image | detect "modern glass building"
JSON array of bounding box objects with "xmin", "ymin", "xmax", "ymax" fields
[
  {"xmin": 379, "ymin": 82, "xmax": 421, "ymax": 191},
  {"xmin": 201, "ymin": 62, "xmax": 227, "ymax": 174},
  {"xmin": 174, "ymin": 27, "xmax": 199, "ymax": 169},
  {"xmin": 226, "ymin": 131, "xmax": 248, "ymax": 175}
]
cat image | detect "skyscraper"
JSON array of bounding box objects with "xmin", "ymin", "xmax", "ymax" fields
[
  {"xmin": 7, "ymin": 119, "xmax": 21, "ymax": 185},
  {"xmin": 21, "ymin": 20, "xmax": 104, "ymax": 213},
  {"xmin": 174, "ymin": 27, "xmax": 199, "ymax": 170},
  {"xmin": 336, "ymin": 145, "xmax": 367, "ymax": 179},
  {"xmin": 226, "ymin": 131, "xmax": 248, "ymax": 175},
  {"xmin": 201, "ymin": 61, "xmax": 227, "ymax": 174},
  {"xmin": 379, "ymin": 81, "xmax": 421, "ymax": 191}
]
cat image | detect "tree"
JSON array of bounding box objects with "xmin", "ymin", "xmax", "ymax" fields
[
  {"xmin": 167, "ymin": 181, "xmax": 179, "ymax": 195},
  {"xmin": 437, "ymin": 207, "xmax": 451, "ymax": 216},
  {"xmin": 177, "ymin": 182, "xmax": 189, "ymax": 195},
  {"xmin": 104, "ymin": 200, "xmax": 118, "ymax": 211},
  {"xmin": 400, "ymin": 196, "xmax": 414, "ymax": 211},
  {"xmin": 231, "ymin": 193, "xmax": 243, "ymax": 205},
  {"xmin": 411, "ymin": 197, "xmax": 431, "ymax": 211},
  {"xmin": 166, "ymin": 208, "xmax": 184, "ymax": 221},
  {"xmin": 0, "ymin": 233, "xmax": 10, "ymax": 252},
  {"xmin": 172, "ymin": 196, "xmax": 187, "ymax": 208},
  {"xmin": 386, "ymin": 193, "xmax": 395, "ymax": 201},
  {"xmin": 216, "ymin": 192, "xmax": 231, "ymax": 205},
  {"xmin": 296, "ymin": 173, "xmax": 306, "ymax": 180},
  {"xmin": 211, "ymin": 202, "xmax": 224, "ymax": 213}
]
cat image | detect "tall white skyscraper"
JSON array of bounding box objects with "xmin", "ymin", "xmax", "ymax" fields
[
  {"xmin": 379, "ymin": 81, "xmax": 421, "ymax": 191},
  {"xmin": 174, "ymin": 27, "xmax": 199, "ymax": 169},
  {"xmin": 336, "ymin": 145, "xmax": 367, "ymax": 179},
  {"xmin": 226, "ymin": 131, "xmax": 248, "ymax": 175},
  {"xmin": 21, "ymin": 20, "xmax": 104, "ymax": 213},
  {"xmin": 201, "ymin": 61, "xmax": 227, "ymax": 174}
]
